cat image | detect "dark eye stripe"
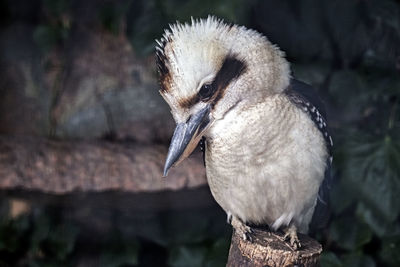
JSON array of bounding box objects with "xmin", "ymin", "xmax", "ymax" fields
[
  {"xmin": 211, "ymin": 55, "xmax": 246, "ymax": 106},
  {"xmin": 179, "ymin": 54, "xmax": 247, "ymax": 109},
  {"xmin": 214, "ymin": 55, "xmax": 246, "ymax": 92}
]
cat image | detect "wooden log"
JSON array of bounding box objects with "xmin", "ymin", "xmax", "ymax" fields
[
  {"xmin": 0, "ymin": 136, "xmax": 206, "ymax": 193},
  {"xmin": 227, "ymin": 227, "xmax": 322, "ymax": 267}
]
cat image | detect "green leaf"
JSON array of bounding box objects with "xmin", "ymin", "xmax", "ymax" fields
[
  {"xmin": 43, "ymin": 0, "xmax": 70, "ymax": 16},
  {"xmin": 341, "ymin": 134, "xmax": 400, "ymax": 223},
  {"xmin": 29, "ymin": 213, "xmax": 78, "ymax": 262},
  {"xmin": 168, "ymin": 245, "xmax": 207, "ymax": 267},
  {"xmin": 323, "ymin": 0, "xmax": 370, "ymax": 65},
  {"xmin": 99, "ymin": 1, "xmax": 132, "ymax": 34},
  {"xmin": 363, "ymin": 0, "xmax": 400, "ymax": 70},
  {"xmin": 33, "ymin": 25, "xmax": 69, "ymax": 52},
  {"xmin": 356, "ymin": 202, "xmax": 400, "ymax": 237},
  {"xmin": 168, "ymin": 238, "xmax": 230, "ymax": 267},
  {"xmin": 342, "ymin": 252, "xmax": 376, "ymax": 267},
  {"xmin": 204, "ymin": 238, "xmax": 230, "ymax": 267},
  {"xmin": 30, "ymin": 214, "xmax": 51, "ymax": 253},
  {"xmin": 328, "ymin": 70, "xmax": 366, "ymax": 113},
  {"xmin": 320, "ymin": 252, "xmax": 342, "ymax": 267},
  {"xmin": 128, "ymin": 0, "xmax": 169, "ymax": 55},
  {"xmin": 380, "ymin": 235, "xmax": 400, "ymax": 267},
  {"xmin": 330, "ymin": 176, "xmax": 356, "ymax": 215},
  {"xmin": 44, "ymin": 224, "xmax": 78, "ymax": 261},
  {"xmin": 329, "ymin": 217, "xmax": 372, "ymax": 250},
  {"xmin": 0, "ymin": 215, "xmax": 30, "ymax": 253},
  {"xmin": 100, "ymin": 237, "xmax": 139, "ymax": 267}
]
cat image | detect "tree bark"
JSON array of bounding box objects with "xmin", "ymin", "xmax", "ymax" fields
[{"xmin": 227, "ymin": 227, "xmax": 322, "ymax": 267}]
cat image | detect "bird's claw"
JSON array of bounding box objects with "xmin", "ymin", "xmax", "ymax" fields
[
  {"xmin": 282, "ymin": 225, "xmax": 301, "ymax": 250},
  {"xmin": 230, "ymin": 216, "xmax": 254, "ymax": 242},
  {"xmin": 244, "ymin": 227, "xmax": 254, "ymax": 242},
  {"xmin": 226, "ymin": 212, "xmax": 232, "ymax": 224}
]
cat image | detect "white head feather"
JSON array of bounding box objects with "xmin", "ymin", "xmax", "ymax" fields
[{"xmin": 156, "ymin": 16, "xmax": 290, "ymax": 123}]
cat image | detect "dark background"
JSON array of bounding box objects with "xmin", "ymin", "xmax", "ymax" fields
[{"xmin": 0, "ymin": 0, "xmax": 399, "ymax": 266}]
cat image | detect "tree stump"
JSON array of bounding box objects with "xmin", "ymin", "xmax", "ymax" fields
[{"xmin": 227, "ymin": 227, "xmax": 322, "ymax": 267}]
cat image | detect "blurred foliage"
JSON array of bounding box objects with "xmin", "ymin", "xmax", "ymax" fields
[
  {"xmin": 168, "ymin": 238, "xmax": 230, "ymax": 267},
  {"xmin": 99, "ymin": 1, "xmax": 132, "ymax": 35},
  {"xmin": 33, "ymin": 0, "xmax": 71, "ymax": 52},
  {"xmin": 126, "ymin": 0, "xmax": 253, "ymax": 54},
  {"xmin": 0, "ymin": 197, "xmax": 229, "ymax": 266},
  {"xmin": 0, "ymin": 203, "xmax": 78, "ymax": 266},
  {"xmin": 99, "ymin": 233, "xmax": 139, "ymax": 267},
  {"xmin": 323, "ymin": 54, "xmax": 400, "ymax": 267}
]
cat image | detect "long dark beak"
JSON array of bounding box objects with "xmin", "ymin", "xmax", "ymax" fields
[{"xmin": 163, "ymin": 105, "xmax": 211, "ymax": 176}]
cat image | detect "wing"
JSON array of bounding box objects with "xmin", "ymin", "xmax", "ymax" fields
[
  {"xmin": 199, "ymin": 136, "xmax": 206, "ymax": 167},
  {"xmin": 286, "ymin": 79, "xmax": 333, "ymax": 229}
]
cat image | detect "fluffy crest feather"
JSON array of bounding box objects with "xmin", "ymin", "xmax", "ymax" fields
[
  {"xmin": 156, "ymin": 15, "xmax": 291, "ymax": 121},
  {"xmin": 156, "ymin": 16, "xmax": 227, "ymax": 53}
]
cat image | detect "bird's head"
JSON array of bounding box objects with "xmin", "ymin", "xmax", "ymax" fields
[{"xmin": 157, "ymin": 16, "xmax": 290, "ymax": 176}]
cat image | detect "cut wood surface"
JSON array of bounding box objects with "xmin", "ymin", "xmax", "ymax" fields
[
  {"xmin": 0, "ymin": 136, "xmax": 206, "ymax": 193},
  {"xmin": 227, "ymin": 227, "xmax": 322, "ymax": 267}
]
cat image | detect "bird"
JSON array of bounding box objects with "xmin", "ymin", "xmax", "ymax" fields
[{"xmin": 156, "ymin": 16, "xmax": 332, "ymax": 249}]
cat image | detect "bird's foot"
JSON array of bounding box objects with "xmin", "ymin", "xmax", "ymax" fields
[
  {"xmin": 230, "ymin": 216, "xmax": 254, "ymax": 242},
  {"xmin": 282, "ymin": 224, "xmax": 301, "ymax": 250},
  {"xmin": 226, "ymin": 212, "xmax": 232, "ymax": 224}
]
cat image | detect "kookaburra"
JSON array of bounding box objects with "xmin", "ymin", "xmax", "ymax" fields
[{"xmin": 156, "ymin": 16, "xmax": 332, "ymax": 249}]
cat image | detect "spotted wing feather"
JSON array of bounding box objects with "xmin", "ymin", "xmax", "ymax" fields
[
  {"xmin": 286, "ymin": 79, "xmax": 333, "ymax": 229},
  {"xmin": 199, "ymin": 137, "xmax": 206, "ymax": 167}
]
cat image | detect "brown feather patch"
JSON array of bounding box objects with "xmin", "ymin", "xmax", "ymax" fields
[
  {"xmin": 178, "ymin": 94, "xmax": 200, "ymax": 109},
  {"xmin": 156, "ymin": 36, "xmax": 171, "ymax": 92}
]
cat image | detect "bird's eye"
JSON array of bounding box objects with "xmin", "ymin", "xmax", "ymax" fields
[{"xmin": 198, "ymin": 83, "xmax": 214, "ymax": 101}]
